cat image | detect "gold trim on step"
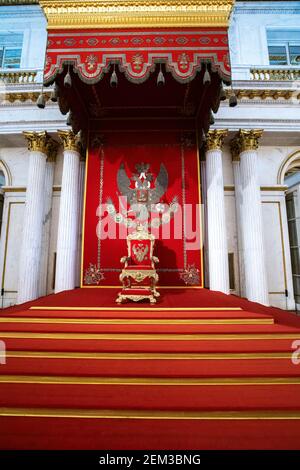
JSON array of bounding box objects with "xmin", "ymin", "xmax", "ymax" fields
[
  {"xmin": 0, "ymin": 375, "xmax": 299, "ymax": 386},
  {"xmin": 6, "ymin": 351, "xmax": 291, "ymax": 360},
  {"xmin": 0, "ymin": 317, "xmax": 273, "ymax": 325},
  {"xmin": 29, "ymin": 306, "xmax": 243, "ymax": 311},
  {"xmin": 0, "ymin": 407, "xmax": 299, "ymax": 420},
  {"xmin": 0, "ymin": 332, "xmax": 297, "ymax": 341}
]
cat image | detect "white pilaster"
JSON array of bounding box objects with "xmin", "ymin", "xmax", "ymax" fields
[
  {"xmin": 55, "ymin": 130, "xmax": 81, "ymax": 293},
  {"xmin": 237, "ymin": 130, "xmax": 269, "ymax": 306},
  {"xmin": 17, "ymin": 132, "xmax": 52, "ymax": 304},
  {"xmin": 205, "ymin": 130, "xmax": 229, "ymax": 294}
]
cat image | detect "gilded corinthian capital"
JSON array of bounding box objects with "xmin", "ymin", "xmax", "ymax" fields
[
  {"xmin": 23, "ymin": 131, "xmax": 59, "ymax": 160},
  {"xmin": 239, "ymin": 129, "xmax": 263, "ymax": 152},
  {"xmin": 23, "ymin": 131, "xmax": 49, "ymax": 154},
  {"xmin": 230, "ymin": 129, "xmax": 263, "ymax": 161},
  {"xmin": 57, "ymin": 130, "xmax": 81, "ymax": 153},
  {"xmin": 205, "ymin": 129, "xmax": 228, "ymax": 152}
]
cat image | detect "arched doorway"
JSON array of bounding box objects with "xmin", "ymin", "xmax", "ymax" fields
[{"xmin": 282, "ymin": 153, "xmax": 300, "ymax": 310}]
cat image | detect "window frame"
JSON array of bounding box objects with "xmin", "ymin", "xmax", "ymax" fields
[
  {"xmin": 267, "ymin": 29, "xmax": 300, "ymax": 66},
  {"xmin": 0, "ymin": 46, "xmax": 22, "ymax": 69},
  {"xmin": 0, "ymin": 31, "xmax": 23, "ymax": 70},
  {"xmin": 268, "ymin": 43, "xmax": 289, "ymax": 66}
]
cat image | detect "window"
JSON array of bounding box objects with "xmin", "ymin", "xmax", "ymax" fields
[
  {"xmin": 0, "ymin": 32, "xmax": 23, "ymax": 69},
  {"xmin": 267, "ymin": 29, "xmax": 300, "ymax": 66}
]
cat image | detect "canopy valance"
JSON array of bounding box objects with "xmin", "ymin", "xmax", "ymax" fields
[{"xmin": 44, "ymin": 28, "xmax": 231, "ymax": 85}]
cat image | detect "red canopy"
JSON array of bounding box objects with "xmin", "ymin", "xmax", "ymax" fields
[{"xmin": 44, "ymin": 28, "xmax": 231, "ymax": 85}]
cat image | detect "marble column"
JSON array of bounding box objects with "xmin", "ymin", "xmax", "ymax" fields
[
  {"xmin": 233, "ymin": 129, "xmax": 269, "ymax": 306},
  {"xmin": 39, "ymin": 141, "xmax": 58, "ymax": 297},
  {"xmin": 76, "ymin": 156, "xmax": 86, "ymax": 287},
  {"xmin": 231, "ymin": 143, "xmax": 246, "ymax": 298},
  {"xmin": 55, "ymin": 130, "xmax": 81, "ymax": 293},
  {"xmin": 17, "ymin": 131, "xmax": 56, "ymax": 304},
  {"xmin": 205, "ymin": 129, "xmax": 229, "ymax": 294}
]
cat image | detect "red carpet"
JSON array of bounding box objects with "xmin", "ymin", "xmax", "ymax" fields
[{"xmin": 1, "ymin": 287, "xmax": 300, "ymax": 449}]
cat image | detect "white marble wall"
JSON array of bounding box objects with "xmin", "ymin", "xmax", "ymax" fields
[
  {"xmin": 1, "ymin": 5, "xmax": 47, "ymax": 80},
  {"xmin": 229, "ymin": 1, "xmax": 300, "ymax": 79},
  {"xmin": 221, "ymin": 142, "xmax": 297, "ymax": 309}
]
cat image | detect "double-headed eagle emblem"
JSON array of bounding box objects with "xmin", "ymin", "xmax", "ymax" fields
[
  {"xmin": 117, "ymin": 162, "xmax": 168, "ymax": 207},
  {"xmin": 106, "ymin": 161, "xmax": 178, "ymax": 228}
]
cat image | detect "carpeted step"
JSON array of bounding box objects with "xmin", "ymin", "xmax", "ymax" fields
[
  {"xmin": 2, "ymin": 337, "xmax": 296, "ymax": 353},
  {"xmin": 1, "ymin": 412, "xmax": 300, "ymax": 450},
  {"xmin": 2, "ymin": 288, "xmax": 300, "ymax": 450},
  {"xmin": 0, "ymin": 325, "xmax": 299, "ymax": 337},
  {"xmin": 0, "ymin": 317, "xmax": 276, "ymax": 335},
  {"xmin": 1, "ymin": 356, "xmax": 300, "ymax": 377},
  {"xmin": 2, "ymin": 322, "xmax": 300, "ymax": 336},
  {"xmin": 4, "ymin": 308, "xmax": 274, "ymax": 321},
  {"xmin": 1, "ymin": 382, "xmax": 300, "ymax": 411}
]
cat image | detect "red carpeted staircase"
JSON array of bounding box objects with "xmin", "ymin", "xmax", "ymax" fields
[{"xmin": 0, "ymin": 288, "xmax": 300, "ymax": 449}]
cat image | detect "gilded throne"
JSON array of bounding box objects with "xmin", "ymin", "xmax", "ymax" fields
[{"xmin": 116, "ymin": 225, "xmax": 160, "ymax": 304}]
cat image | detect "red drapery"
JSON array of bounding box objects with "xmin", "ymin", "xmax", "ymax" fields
[{"xmin": 81, "ymin": 130, "xmax": 203, "ymax": 287}]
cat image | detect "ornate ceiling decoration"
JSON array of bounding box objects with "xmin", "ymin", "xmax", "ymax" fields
[{"xmin": 39, "ymin": 0, "xmax": 235, "ymax": 30}]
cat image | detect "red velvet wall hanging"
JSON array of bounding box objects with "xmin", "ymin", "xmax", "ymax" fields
[{"xmin": 81, "ymin": 130, "xmax": 203, "ymax": 287}]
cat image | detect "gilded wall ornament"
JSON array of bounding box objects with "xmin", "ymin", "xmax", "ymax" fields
[
  {"xmin": 84, "ymin": 263, "xmax": 105, "ymax": 285},
  {"xmin": 180, "ymin": 264, "xmax": 200, "ymax": 285}
]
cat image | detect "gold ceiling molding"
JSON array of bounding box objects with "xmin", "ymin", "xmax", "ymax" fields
[
  {"xmin": 38, "ymin": 0, "xmax": 235, "ymax": 29},
  {"xmin": 1, "ymin": 89, "xmax": 295, "ymax": 105},
  {"xmin": 226, "ymin": 89, "xmax": 294, "ymax": 101},
  {"xmin": 0, "ymin": 92, "xmax": 51, "ymax": 104}
]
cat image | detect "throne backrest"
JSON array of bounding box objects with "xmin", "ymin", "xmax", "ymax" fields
[{"xmin": 126, "ymin": 226, "xmax": 155, "ymax": 267}]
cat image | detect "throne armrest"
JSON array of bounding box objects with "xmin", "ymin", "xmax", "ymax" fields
[
  {"xmin": 120, "ymin": 256, "xmax": 130, "ymax": 264},
  {"xmin": 152, "ymin": 256, "xmax": 159, "ymax": 264}
]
